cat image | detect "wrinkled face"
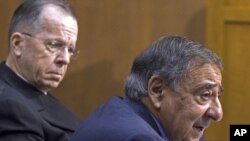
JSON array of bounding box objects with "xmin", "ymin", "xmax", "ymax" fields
[
  {"xmin": 11, "ymin": 5, "xmax": 78, "ymax": 92},
  {"xmin": 157, "ymin": 64, "xmax": 223, "ymax": 141}
]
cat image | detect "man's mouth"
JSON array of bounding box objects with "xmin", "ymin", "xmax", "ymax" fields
[
  {"xmin": 48, "ymin": 72, "xmax": 63, "ymax": 81},
  {"xmin": 194, "ymin": 126, "xmax": 205, "ymax": 132}
]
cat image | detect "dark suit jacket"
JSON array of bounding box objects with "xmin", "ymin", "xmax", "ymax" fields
[
  {"xmin": 0, "ymin": 62, "xmax": 80, "ymax": 141},
  {"xmin": 71, "ymin": 96, "xmax": 168, "ymax": 141}
]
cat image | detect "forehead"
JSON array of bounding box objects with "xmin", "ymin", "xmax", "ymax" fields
[
  {"xmin": 181, "ymin": 63, "xmax": 222, "ymax": 91},
  {"xmin": 37, "ymin": 5, "xmax": 78, "ymax": 40}
]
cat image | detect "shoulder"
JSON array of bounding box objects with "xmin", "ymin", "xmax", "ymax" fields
[
  {"xmin": 0, "ymin": 80, "xmax": 38, "ymax": 115},
  {"xmin": 0, "ymin": 80, "xmax": 40, "ymax": 121},
  {"xmin": 0, "ymin": 80, "xmax": 26, "ymax": 101},
  {"xmin": 71, "ymin": 97, "xmax": 162, "ymax": 141},
  {"xmin": 72, "ymin": 122, "xmax": 164, "ymax": 141},
  {"xmin": 0, "ymin": 81, "xmax": 44, "ymax": 139}
]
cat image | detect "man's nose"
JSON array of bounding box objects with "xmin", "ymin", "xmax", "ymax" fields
[
  {"xmin": 56, "ymin": 47, "xmax": 71, "ymax": 65},
  {"xmin": 206, "ymin": 97, "xmax": 223, "ymax": 121}
]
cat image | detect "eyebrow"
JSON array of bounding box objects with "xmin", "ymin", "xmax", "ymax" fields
[
  {"xmin": 192, "ymin": 83, "xmax": 224, "ymax": 94},
  {"xmin": 46, "ymin": 38, "xmax": 76, "ymax": 48}
]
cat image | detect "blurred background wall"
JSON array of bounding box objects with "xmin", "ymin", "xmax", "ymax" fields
[
  {"xmin": 2, "ymin": 0, "xmax": 245, "ymax": 140},
  {"xmin": 0, "ymin": 0, "xmax": 206, "ymax": 117}
]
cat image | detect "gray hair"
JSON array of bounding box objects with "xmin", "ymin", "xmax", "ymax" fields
[
  {"xmin": 125, "ymin": 35, "xmax": 223, "ymax": 100},
  {"xmin": 8, "ymin": 0, "xmax": 76, "ymax": 49}
]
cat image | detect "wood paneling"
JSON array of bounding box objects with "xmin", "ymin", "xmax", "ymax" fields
[
  {"xmin": 226, "ymin": 0, "xmax": 250, "ymax": 6},
  {"xmin": 0, "ymin": 0, "xmax": 209, "ymax": 138},
  {"xmin": 206, "ymin": 0, "xmax": 250, "ymax": 140},
  {"xmin": 55, "ymin": 0, "xmax": 207, "ymax": 119}
]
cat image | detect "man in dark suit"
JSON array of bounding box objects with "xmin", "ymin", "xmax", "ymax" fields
[
  {"xmin": 71, "ymin": 36, "xmax": 224, "ymax": 141},
  {"xmin": 0, "ymin": 0, "xmax": 80, "ymax": 141}
]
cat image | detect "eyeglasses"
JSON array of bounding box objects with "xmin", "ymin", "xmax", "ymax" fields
[{"xmin": 21, "ymin": 32, "xmax": 79, "ymax": 59}]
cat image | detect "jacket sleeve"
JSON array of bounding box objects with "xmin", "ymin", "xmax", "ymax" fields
[{"xmin": 0, "ymin": 99, "xmax": 44, "ymax": 141}]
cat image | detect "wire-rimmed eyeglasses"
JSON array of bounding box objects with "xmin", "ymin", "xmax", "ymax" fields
[{"xmin": 21, "ymin": 32, "xmax": 79, "ymax": 59}]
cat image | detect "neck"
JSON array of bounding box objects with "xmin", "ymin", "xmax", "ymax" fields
[
  {"xmin": 141, "ymin": 97, "xmax": 159, "ymax": 120},
  {"xmin": 6, "ymin": 54, "xmax": 21, "ymax": 77},
  {"xmin": 5, "ymin": 54, "xmax": 48, "ymax": 95}
]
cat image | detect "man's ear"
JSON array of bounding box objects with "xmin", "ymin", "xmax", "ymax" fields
[
  {"xmin": 10, "ymin": 32, "xmax": 25, "ymax": 56},
  {"xmin": 147, "ymin": 75, "xmax": 165, "ymax": 110}
]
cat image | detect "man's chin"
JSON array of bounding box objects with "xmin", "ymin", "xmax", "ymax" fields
[
  {"xmin": 42, "ymin": 80, "xmax": 61, "ymax": 90},
  {"xmin": 182, "ymin": 132, "xmax": 203, "ymax": 141}
]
